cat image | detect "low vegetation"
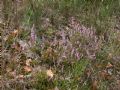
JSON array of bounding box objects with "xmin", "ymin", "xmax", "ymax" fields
[{"xmin": 0, "ymin": 0, "xmax": 120, "ymax": 90}]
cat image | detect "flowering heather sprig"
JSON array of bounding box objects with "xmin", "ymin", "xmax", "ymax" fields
[
  {"xmin": 68, "ymin": 17, "xmax": 96, "ymax": 39},
  {"xmin": 30, "ymin": 24, "xmax": 37, "ymax": 45},
  {"xmin": 40, "ymin": 17, "xmax": 100, "ymax": 62}
]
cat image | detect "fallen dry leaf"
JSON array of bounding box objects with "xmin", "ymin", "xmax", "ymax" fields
[
  {"xmin": 17, "ymin": 75, "xmax": 24, "ymax": 79},
  {"xmin": 26, "ymin": 59, "xmax": 32, "ymax": 66},
  {"xmin": 6, "ymin": 68, "xmax": 12, "ymax": 73},
  {"xmin": 92, "ymin": 80, "xmax": 98, "ymax": 90},
  {"xmin": 11, "ymin": 29, "xmax": 19, "ymax": 37},
  {"xmin": 106, "ymin": 62, "xmax": 113, "ymax": 68},
  {"xmin": 54, "ymin": 86, "xmax": 59, "ymax": 90},
  {"xmin": 9, "ymin": 71, "xmax": 16, "ymax": 78},
  {"xmin": 99, "ymin": 70, "xmax": 108, "ymax": 79},
  {"xmin": 46, "ymin": 69, "xmax": 54, "ymax": 78},
  {"xmin": 108, "ymin": 53, "xmax": 113, "ymax": 58},
  {"xmin": 12, "ymin": 42, "xmax": 21, "ymax": 51},
  {"xmin": 3, "ymin": 35, "xmax": 9, "ymax": 41},
  {"xmin": 85, "ymin": 69, "xmax": 91, "ymax": 77},
  {"xmin": 24, "ymin": 66, "xmax": 32, "ymax": 72}
]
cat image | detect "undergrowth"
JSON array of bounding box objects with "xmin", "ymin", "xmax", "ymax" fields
[{"xmin": 0, "ymin": 0, "xmax": 120, "ymax": 90}]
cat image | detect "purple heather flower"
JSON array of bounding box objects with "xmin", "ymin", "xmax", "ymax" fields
[{"xmin": 30, "ymin": 24, "xmax": 37, "ymax": 45}]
